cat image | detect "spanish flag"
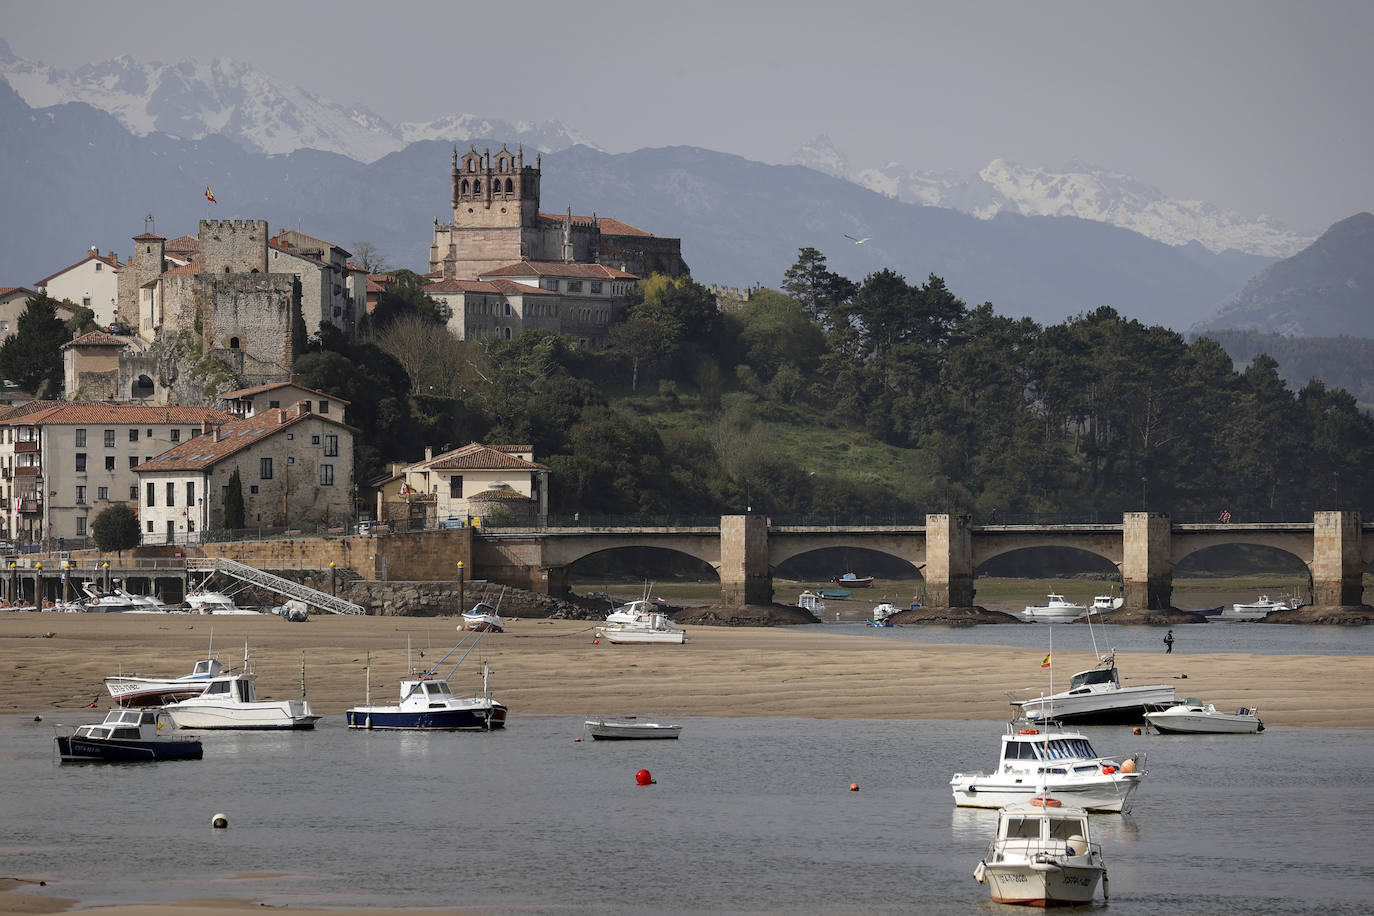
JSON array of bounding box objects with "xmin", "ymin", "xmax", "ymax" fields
[
  {"xmin": 205, "ymin": 186, "xmax": 216, "ymax": 203},
  {"xmin": 1041, "ymin": 653, "xmax": 1051, "ymax": 668}
]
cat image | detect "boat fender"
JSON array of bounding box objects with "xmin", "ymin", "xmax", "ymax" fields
[
  {"xmin": 1017, "ymin": 728, "xmax": 1038, "ymax": 735},
  {"xmin": 43, "ymin": 600, "xmax": 54, "ymax": 609},
  {"xmin": 212, "ymin": 813, "xmax": 228, "ymax": 829},
  {"xmin": 1101, "ymin": 765, "xmax": 1116, "ymax": 775},
  {"xmin": 1120, "ymin": 758, "xmax": 1137, "ymax": 774}
]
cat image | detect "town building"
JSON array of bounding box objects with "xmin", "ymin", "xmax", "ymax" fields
[
  {"xmin": 0, "ymin": 403, "xmax": 232, "ymax": 549},
  {"xmin": 1, "ymin": 287, "xmax": 76, "ymax": 345},
  {"xmin": 217, "ymin": 377, "xmax": 349, "ymax": 421},
  {"xmin": 34, "ymin": 248, "xmax": 122, "ymax": 327},
  {"xmin": 371, "ymin": 443, "xmax": 548, "ymax": 529},
  {"xmin": 135, "ymin": 403, "xmax": 356, "ymax": 544}
]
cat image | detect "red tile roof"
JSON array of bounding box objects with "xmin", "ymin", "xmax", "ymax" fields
[
  {"xmin": 0, "ymin": 286, "xmax": 36, "ymax": 299},
  {"xmin": 470, "ymin": 486, "xmax": 533, "ymax": 501},
  {"xmin": 267, "ymin": 237, "xmax": 327, "ymax": 268},
  {"xmin": 34, "ymin": 251, "xmax": 122, "ymax": 287},
  {"xmin": 479, "ymin": 261, "xmax": 637, "ymax": 281},
  {"xmin": 0, "ymin": 404, "xmax": 231, "ymax": 427},
  {"xmin": 537, "ymin": 213, "xmax": 652, "ymax": 237},
  {"xmin": 134, "ymin": 410, "xmax": 352, "ymax": 473},
  {"xmin": 62, "ymin": 330, "xmax": 128, "ymax": 349},
  {"xmin": 164, "ymin": 235, "xmax": 200, "ymax": 255},
  {"xmin": 217, "ymin": 378, "xmax": 351, "ymax": 406},
  {"xmin": 412, "ymin": 442, "xmax": 549, "ymax": 472}
]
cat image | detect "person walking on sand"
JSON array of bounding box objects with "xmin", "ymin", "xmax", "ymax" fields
[{"xmin": 1164, "ymin": 629, "xmax": 1174, "ymax": 653}]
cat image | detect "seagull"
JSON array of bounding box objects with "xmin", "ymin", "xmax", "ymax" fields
[{"xmin": 844, "ymin": 234, "xmax": 872, "ymax": 245}]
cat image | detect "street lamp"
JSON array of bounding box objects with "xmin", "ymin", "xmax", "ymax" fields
[
  {"xmin": 101, "ymin": 561, "xmax": 110, "ymax": 591},
  {"xmin": 329, "ymin": 561, "xmax": 336, "ymax": 596},
  {"xmin": 456, "ymin": 561, "xmax": 465, "ymax": 614}
]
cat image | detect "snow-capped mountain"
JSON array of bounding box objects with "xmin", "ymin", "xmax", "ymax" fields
[
  {"xmin": 0, "ymin": 39, "xmax": 594, "ymax": 162},
  {"xmin": 793, "ymin": 136, "xmax": 1312, "ymax": 258}
]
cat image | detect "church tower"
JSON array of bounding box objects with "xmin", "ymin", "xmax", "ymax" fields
[{"xmin": 431, "ymin": 145, "xmax": 543, "ymax": 279}]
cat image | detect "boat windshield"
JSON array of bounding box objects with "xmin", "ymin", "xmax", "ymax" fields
[
  {"xmin": 1068, "ymin": 668, "xmax": 1118, "ymax": 690},
  {"xmin": 1002, "ymin": 816, "xmax": 1042, "ymax": 839},
  {"xmin": 425, "ymin": 681, "xmax": 453, "ymax": 696},
  {"xmin": 1037, "ymin": 738, "xmax": 1096, "ymax": 760}
]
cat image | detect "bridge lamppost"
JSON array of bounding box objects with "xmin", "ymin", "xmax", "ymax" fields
[{"xmin": 456, "ymin": 561, "xmax": 465, "ymax": 613}]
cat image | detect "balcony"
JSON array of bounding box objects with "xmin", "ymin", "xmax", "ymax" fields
[
  {"xmin": 13, "ymin": 466, "xmax": 39, "ymax": 478},
  {"xmin": 14, "ymin": 441, "xmax": 38, "ymax": 454},
  {"xmin": 17, "ymin": 499, "xmax": 41, "ymax": 513}
]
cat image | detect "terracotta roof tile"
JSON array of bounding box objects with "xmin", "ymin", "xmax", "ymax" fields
[
  {"xmin": 163, "ymin": 235, "xmax": 200, "ymax": 254},
  {"xmin": 217, "ymin": 378, "xmax": 351, "ymax": 406},
  {"xmin": 470, "ymin": 486, "xmax": 533, "ymax": 501},
  {"xmin": 0, "ymin": 286, "xmax": 35, "ymax": 298},
  {"xmin": 63, "ymin": 330, "xmax": 128, "ymax": 349},
  {"xmin": 134, "ymin": 410, "xmax": 350, "ymax": 472},
  {"xmin": 0, "ymin": 404, "xmax": 231, "ymax": 427},
  {"xmin": 412, "ymin": 442, "xmax": 549, "ymax": 472},
  {"xmin": 537, "ymin": 213, "xmax": 653, "ymax": 237},
  {"xmin": 132, "ymin": 233, "xmax": 166, "ymax": 241}
]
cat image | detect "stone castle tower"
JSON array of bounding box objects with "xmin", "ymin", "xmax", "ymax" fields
[{"xmin": 431, "ymin": 145, "xmax": 545, "ymax": 279}]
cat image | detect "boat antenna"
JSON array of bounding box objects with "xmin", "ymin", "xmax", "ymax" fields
[
  {"xmin": 399, "ymin": 627, "xmax": 484, "ymax": 701},
  {"xmin": 300, "ymin": 650, "xmax": 307, "ymax": 699},
  {"xmin": 364, "ymin": 650, "xmax": 371, "ymax": 706},
  {"xmin": 1086, "ymin": 600, "xmax": 1101, "ymax": 659}
]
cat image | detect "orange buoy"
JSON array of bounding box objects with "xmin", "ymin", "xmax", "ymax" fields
[
  {"xmin": 1121, "ymin": 758, "xmax": 1138, "ymax": 774},
  {"xmin": 1132, "ymin": 726, "xmax": 1142, "ymax": 735},
  {"xmin": 849, "ymin": 783, "xmax": 860, "ymax": 792},
  {"xmin": 1101, "ymin": 765, "xmax": 1117, "ymax": 775},
  {"xmin": 1017, "ymin": 728, "xmax": 1039, "ymax": 735},
  {"xmin": 593, "ymin": 638, "xmax": 600, "ymax": 645},
  {"xmin": 1030, "ymin": 797, "xmax": 1062, "ymax": 807},
  {"xmin": 574, "ymin": 737, "xmax": 581, "ymax": 742},
  {"xmin": 635, "ymin": 768, "xmax": 654, "ymax": 786}
]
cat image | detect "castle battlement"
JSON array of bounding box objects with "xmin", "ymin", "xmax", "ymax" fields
[{"xmin": 199, "ymin": 219, "xmax": 269, "ymax": 233}]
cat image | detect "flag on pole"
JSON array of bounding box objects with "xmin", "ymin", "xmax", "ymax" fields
[
  {"xmin": 205, "ymin": 186, "xmax": 216, "ymax": 203},
  {"xmin": 1041, "ymin": 653, "xmax": 1051, "ymax": 668}
]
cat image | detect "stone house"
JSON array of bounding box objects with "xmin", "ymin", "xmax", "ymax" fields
[
  {"xmin": 1, "ymin": 287, "xmax": 76, "ymax": 345},
  {"xmin": 372, "ymin": 443, "xmax": 549, "ymax": 529},
  {"xmin": 135, "ymin": 403, "xmax": 356, "ymax": 544},
  {"xmin": 267, "ymin": 229, "xmax": 362, "ymax": 337},
  {"xmin": 34, "ymin": 248, "xmax": 122, "ymax": 327},
  {"xmin": 217, "ymin": 377, "xmax": 349, "ymax": 422},
  {"xmin": 0, "ymin": 403, "xmax": 232, "ymax": 548}
]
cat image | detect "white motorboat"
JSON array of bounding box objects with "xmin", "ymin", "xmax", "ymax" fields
[
  {"xmin": 974, "ymin": 795, "xmax": 1108, "ymax": 906},
  {"xmin": 114, "ymin": 583, "xmax": 171, "ymax": 612},
  {"xmin": 104, "ymin": 656, "xmax": 239, "ymax": 707},
  {"xmin": 461, "ymin": 600, "xmax": 505, "ymax": 632},
  {"xmin": 1216, "ymin": 594, "xmax": 1301, "ymax": 622},
  {"xmin": 598, "ymin": 615, "xmax": 688, "ymax": 644},
  {"xmin": 346, "ymin": 630, "xmax": 506, "ymax": 730},
  {"xmin": 1011, "ymin": 652, "xmax": 1179, "ymax": 724},
  {"xmin": 1145, "ymin": 699, "xmax": 1264, "ymax": 734},
  {"xmin": 185, "ymin": 588, "xmax": 253, "ymax": 614},
  {"xmin": 161, "ymin": 672, "xmax": 321, "ymax": 729},
  {"xmin": 1091, "ymin": 595, "xmax": 1123, "ymax": 614},
  {"xmin": 868, "ymin": 601, "xmax": 898, "ymax": 627},
  {"xmin": 585, "ymin": 717, "xmax": 683, "ymax": 740},
  {"xmin": 605, "ymin": 597, "xmax": 664, "ymax": 627},
  {"xmin": 79, "ymin": 581, "xmax": 145, "ymax": 613},
  {"xmin": 797, "ymin": 590, "xmax": 826, "ymax": 616},
  {"xmin": 951, "ymin": 721, "xmax": 1146, "ymax": 813},
  {"xmin": 1021, "ymin": 594, "xmax": 1086, "ymax": 621}
]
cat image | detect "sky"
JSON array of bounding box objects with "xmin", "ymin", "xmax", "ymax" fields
[{"xmin": 4, "ymin": 0, "xmax": 1372, "ymax": 235}]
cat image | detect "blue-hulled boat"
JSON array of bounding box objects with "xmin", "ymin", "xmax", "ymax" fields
[
  {"xmin": 346, "ymin": 628, "xmax": 506, "ymax": 731},
  {"xmin": 55, "ymin": 708, "xmax": 203, "ymax": 762}
]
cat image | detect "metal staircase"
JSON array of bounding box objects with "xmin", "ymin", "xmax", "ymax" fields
[{"xmin": 186, "ymin": 557, "xmax": 365, "ymax": 615}]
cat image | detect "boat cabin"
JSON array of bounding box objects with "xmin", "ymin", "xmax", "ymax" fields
[
  {"xmin": 191, "ymin": 658, "xmax": 226, "ymax": 678},
  {"xmin": 1001, "ymin": 732, "xmax": 1098, "ymax": 763},
  {"xmin": 1067, "ymin": 666, "xmax": 1121, "ymax": 692},
  {"xmin": 197, "ymin": 676, "xmax": 257, "ymax": 703},
  {"xmin": 76, "ymin": 708, "xmax": 162, "ymax": 739},
  {"xmin": 997, "ymin": 804, "xmax": 1093, "ymax": 856},
  {"xmin": 400, "ymin": 679, "xmax": 456, "ymax": 706}
]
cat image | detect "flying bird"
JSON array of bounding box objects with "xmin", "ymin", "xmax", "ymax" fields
[{"xmin": 844, "ymin": 234, "xmax": 872, "ymax": 245}]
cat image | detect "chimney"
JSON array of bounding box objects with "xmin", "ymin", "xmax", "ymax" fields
[
  {"xmin": 425, "ymin": 447, "xmax": 433, "ymax": 461},
  {"xmin": 201, "ymin": 420, "xmax": 211, "ymax": 436},
  {"xmin": 297, "ymin": 399, "xmax": 310, "ymax": 415},
  {"xmin": 277, "ymin": 408, "xmax": 287, "ymax": 425},
  {"xmin": 213, "ymin": 426, "xmax": 222, "ymax": 443}
]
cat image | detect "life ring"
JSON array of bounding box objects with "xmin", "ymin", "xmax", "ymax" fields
[
  {"xmin": 91, "ymin": 597, "xmax": 100, "ymax": 605},
  {"xmin": 1017, "ymin": 728, "xmax": 1039, "ymax": 735},
  {"xmin": 1030, "ymin": 797, "xmax": 1062, "ymax": 807}
]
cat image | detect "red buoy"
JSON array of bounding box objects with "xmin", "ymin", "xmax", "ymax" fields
[
  {"xmin": 849, "ymin": 783, "xmax": 860, "ymax": 792},
  {"xmin": 635, "ymin": 768, "xmax": 654, "ymax": 786}
]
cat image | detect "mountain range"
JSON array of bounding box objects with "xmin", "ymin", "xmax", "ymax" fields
[{"xmin": 0, "ymin": 42, "xmax": 1357, "ymax": 333}]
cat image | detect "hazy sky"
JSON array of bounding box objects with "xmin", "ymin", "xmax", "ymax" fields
[{"xmin": 5, "ymin": 0, "xmax": 1372, "ymax": 234}]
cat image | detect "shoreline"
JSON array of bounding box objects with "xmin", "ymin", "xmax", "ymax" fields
[{"xmin": 4, "ymin": 612, "xmax": 1372, "ymax": 728}]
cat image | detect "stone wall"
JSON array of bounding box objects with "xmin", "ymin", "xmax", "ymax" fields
[
  {"xmin": 201, "ymin": 275, "xmax": 297, "ymax": 386},
  {"xmin": 199, "ymin": 219, "xmax": 268, "ymax": 274}
]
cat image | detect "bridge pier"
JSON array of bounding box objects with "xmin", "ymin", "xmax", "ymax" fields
[
  {"xmin": 720, "ymin": 515, "xmax": 771, "ymax": 605},
  {"xmin": 1312, "ymin": 510, "xmax": 1363, "ymax": 606},
  {"xmin": 1123, "ymin": 512, "xmax": 1172, "ymax": 609},
  {"xmin": 925, "ymin": 514, "xmax": 975, "ymax": 607}
]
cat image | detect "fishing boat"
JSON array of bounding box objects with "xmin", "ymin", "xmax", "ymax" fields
[
  {"xmin": 1216, "ymin": 594, "xmax": 1301, "ymax": 622},
  {"xmin": 1012, "ymin": 652, "xmax": 1179, "ymax": 724},
  {"xmin": 868, "ymin": 600, "xmax": 898, "ymax": 627},
  {"xmin": 346, "ymin": 629, "xmax": 506, "ymax": 730},
  {"xmin": 160, "ymin": 645, "xmax": 320, "ymax": 729},
  {"xmin": 54, "ymin": 708, "xmax": 203, "ymax": 762},
  {"xmin": 1021, "ymin": 594, "xmax": 1087, "ymax": 621},
  {"xmin": 462, "ymin": 588, "xmax": 506, "ymax": 632},
  {"xmin": 584, "ymin": 717, "xmax": 683, "ymax": 740},
  {"xmin": 1091, "ymin": 595, "xmax": 1123, "ymax": 614},
  {"xmin": 831, "ymin": 573, "xmax": 874, "ymax": 588},
  {"xmin": 797, "ymin": 590, "xmax": 827, "ymax": 615},
  {"xmin": 1145, "ymin": 699, "xmax": 1264, "ymax": 734},
  {"xmin": 973, "ymin": 795, "xmax": 1108, "ymax": 905},
  {"xmin": 597, "ymin": 613, "xmax": 688, "ymax": 644},
  {"xmin": 819, "ymin": 588, "xmax": 851, "ymax": 599},
  {"xmin": 104, "ymin": 656, "xmax": 239, "ymax": 707},
  {"xmin": 950, "ymin": 720, "xmax": 1146, "ymax": 813},
  {"xmin": 185, "ymin": 587, "xmax": 253, "ymax": 614}
]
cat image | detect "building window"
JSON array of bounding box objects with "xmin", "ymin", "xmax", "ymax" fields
[
  {"xmin": 75, "ymin": 429, "xmax": 86, "ymax": 447},
  {"xmin": 591, "ymin": 281, "xmax": 602, "ymax": 294},
  {"xmin": 103, "ymin": 429, "xmax": 115, "ymax": 447},
  {"xmin": 260, "ymin": 457, "xmax": 273, "ymax": 480},
  {"xmin": 128, "ymin": 456, "xmax": 138, "ymax": 468},
  {"xmin": 170, "ymin": 429, "xmax": 181, "ymax": 443},
  {"xmin": 97, "ymin": 486, "xmax": 108, "ymax": 501},
  {"xmin": 186, "ymin": 482, "xmax": 195, "ymax": 506},
  {"xmin": 146, "ymin": 482, "xmax": 155, "ymax": 507},
  {"xmin": 82, "ymin": 296, "xmax": 91, "ymax": 307},
  {"xmin": 129, "ymin": 429, "xmax": 139, "ymax": 442},
  {"xmin": 76, "ymin": 517, "xmax": 87, "ymax": 536},
  {"xmin": 75, "ymin": 485, "xmax": 86, "ymax": 505},
  {"xmin": 287, "ymin": 457, "xmax": 295, "ymax": 465},
  {"xmin": 269, "ymin": 400, "xmax": 280, "ymax": 409},
  {"xmin": 311, "ymin": 435, "xmax": 320, "ymax": 445},
  {"xmin": 95, "ymin": 262, "xmax": 103, "ymax": 272},
  {"xmin": 130, "ymin": 485, "xmax": 137, "ymax": 500},
  {"xmin": 105, "ymin": 456, "xmax": 115, "ymax": 471},
  {"xmin": 504, "ymin": 327, "xmax": 512, "ymax": 340},
  {"xmin": 164, "ymin": 482, "xmax": 174, "ymax": 507},
  {"xmin": 543, "ymin": 278, "xmax": 558, "ymax": 291},
  {"xmin": 319, "ymin": 401, "xmax": 329, "ymax": 414},
  {"xmin": 250, "ymin": 485, "xmax": 259, "ymax": 495},
  {"xmin": 319, "ymin": 464, "xmax": 334, "ymax": 486},
  {"xmin": 221, "ymin": 485, "xmax": 228, "ymax": 505},
  {"xmin": 147, "ymin": 520, "xmax": 153, "ymax": 533},
  {"xmin": 567, "ymin": 280, "xmax": 583, "ymax": 293},
  {"xmin": 75, "ymin": 453, "xmax": 87, "ymax": 472},
  {"xmin": 325, "ymin": 435, "xmax": 338, "ymax": 457},
  {"xmin": 449, "ymin": 475, "xmax": 463, "ymax": 499}
]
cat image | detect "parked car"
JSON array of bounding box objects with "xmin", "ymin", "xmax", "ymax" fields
[{"xmin": 354, "ymin": 522, "xmax": 373, "ymax": 536}]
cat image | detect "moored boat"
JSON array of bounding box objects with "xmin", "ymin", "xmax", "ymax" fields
[
  {"xmin": 950, "ymin": 720, "xmax": 1145, "ymax": 813},
  {"xmin": 54, "ymin": 708, "xmax": 203, "ymax": 762},
  {"xmin": 346, "ymin": 629, "xmax": 506, "ymax": 730},
  {"xmin": 868, "ymin": 600, "xmax": 898, "ymax": 627},
  {"xmin": 797, "ymin": 590, "xmax": 826, "ymax": 616},
  {"xmin": 1021, "ymin": 594, "xmax": 1087, "ymax": 621},
  {"xmin": 1145, "ymin": 699, "xmax": 1263, "ymax": 734},
  {"xmin": 1216, "ymin": 594, "xmax": 1301, "ymax": 622},
  {"xmin": 160, "ymin": 648, "xmax": 320, "ymax": 730},
  {"xmin": 1011, "ymin": 652, "xmax": 1179, "ymax": 724},
  {"xmin": 831, "ymin": 573, "xmax": 874, "ymax": 588},
  {"xmin": 598, "ymin": 615, "xmax": 688, "ymax": 644},
  {"xmin": 1091, "ymin": 594, "xmax": 1123, "ymax": 614},
  {"xmin": 974, "ymin": 795, "xmax": 1108, "ymax": 906},
  {"xmin": 104, "ymin": 656, "xmax": 238, "ymax": 707},
  {"xmin": 585, "ymin": 717, "xmax": 682, "ymax": 740}
]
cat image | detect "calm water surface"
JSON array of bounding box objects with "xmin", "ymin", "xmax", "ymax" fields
[{"xmin": 4, "ymin": 704, "xmax": 1370, "ymax": 914}]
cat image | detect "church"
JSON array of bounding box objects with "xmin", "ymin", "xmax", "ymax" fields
[{"xmin": 425, "ymin": 145, "xmax": 688, "ymax": 345}]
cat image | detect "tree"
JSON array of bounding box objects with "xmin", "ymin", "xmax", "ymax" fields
[
  {"xmin": 224, "ymin": 469, "xmax": 246, "ymax": 530},
  {"xmin": 91, "ymin": 504, "xmax": 140, "ymax": 554},
  {"xmin": 0, "ymin": 292, "xmax": 69, "ymax": 394},
  {"xmin": 350, "ymin": 240, "xmax": 388, "ymax": 273},
  {"xmin": 365, "ymin": 269, "xmax": 443, "ymax": 330},
  {"xmin": 781, "ymin": 247, "xmax": 855, "ymax": 328}
]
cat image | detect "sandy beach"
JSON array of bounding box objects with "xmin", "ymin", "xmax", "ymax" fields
[{"xmin": 4, "ymin": 611, "xmax": 1372, "ymax": 728}]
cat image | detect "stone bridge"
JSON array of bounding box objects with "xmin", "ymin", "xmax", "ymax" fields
[{"xmin": 475, "ymin": 511, "xmax": 1369, "ymax": 609}]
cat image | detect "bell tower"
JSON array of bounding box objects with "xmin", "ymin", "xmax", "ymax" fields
[{"xmin": 451, "ymin": 144, "xmax": 540, "ymax": 231}]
